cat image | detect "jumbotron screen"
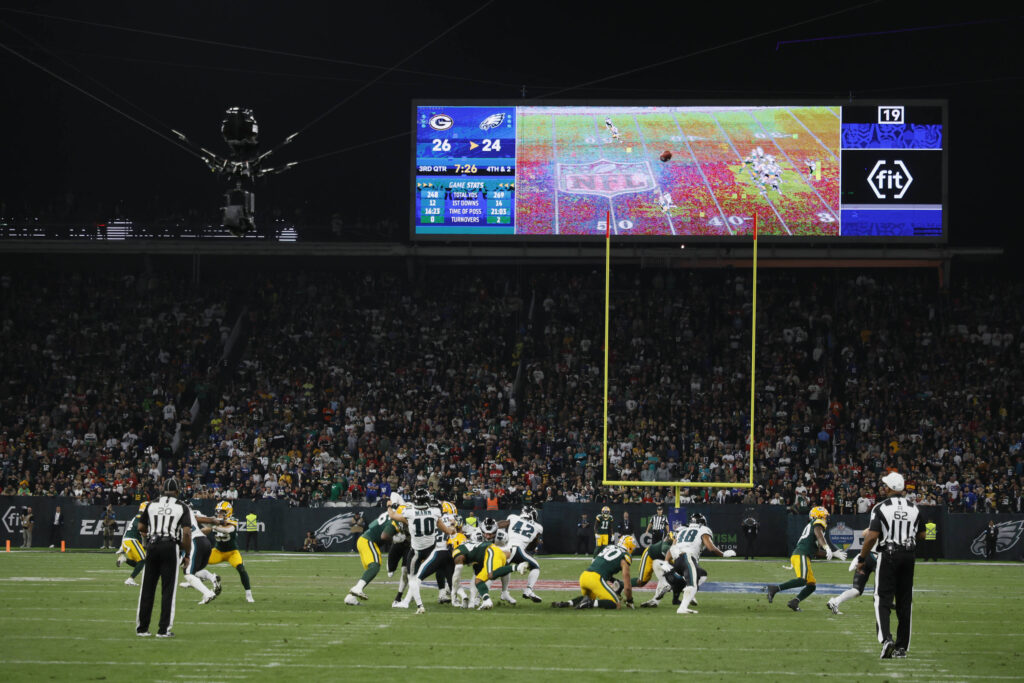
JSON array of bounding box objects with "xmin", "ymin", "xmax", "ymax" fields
[{"xmin": 412, "ymin": 102, "xmax": 945, "ymax": 240}]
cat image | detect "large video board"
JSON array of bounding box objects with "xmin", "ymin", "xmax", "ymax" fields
[{"xmin": 412, "ymin": 102, "xmax": 945, "ymax": 240}]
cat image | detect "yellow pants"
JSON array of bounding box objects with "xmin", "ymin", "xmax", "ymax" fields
[
  {"xmin": 209, "ymin": 548, "xmax": 244, "ymax": 568},
  {"xmin": 635, "ymin": 548, "xmax": 655, "ymax": 585},
  {"xmin": 475, "ymin": 545, "xmax": 507, "ymax": 582},
  {"xmin": 119, "ymin": 538, "xmax": 145, "ymax": 563},
  {"xmin": 580, "ymin": 570, "xmax": 618, "ymax": 605},
  {"xmin": 356, "ymin": 536, "xmax": 382, "ymax": 569},
  {"xmin": 595, "ymin": 534, "xmax": 610, "ymax": 547},
  {"xmin": 791, "ymin": 554, "xmax": 816, "ymax": 583}
]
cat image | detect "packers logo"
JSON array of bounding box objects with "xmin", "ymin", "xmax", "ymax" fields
[
  {"xmin": 970, "ymin": 520, "xmax": 1024, "ymax": 556},
  {"xmin": 315, "ymin": 513, "xmax": 356, "ymax": 549}
]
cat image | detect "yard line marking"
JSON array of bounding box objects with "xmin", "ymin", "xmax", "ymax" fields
[
  {"xmin": 710, "ymin": 112, "xmax": 791, "ymax": 235},
  {"xmin": 786, "ymin": 108, "xmax": 839, "ymax": 164},
  {"xmin": 671, "ymin": 112, "xmax": 732, "ymax": 235},
  {"xmin": 631, "ymin": 114, "xmax": 675, "ymax": 235},
  {"xmin": 748, "ymin": 111, "xmax": 839, "ymax": 219},
  {"xmin": 591, "ymin": 114, "xmax": 617, "ymax": 235},
  {"xmin": 1, "ymin": 660, "xmax": 1019, "ymax": 679}
]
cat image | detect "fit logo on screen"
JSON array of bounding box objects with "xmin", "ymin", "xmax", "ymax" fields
[{"xmin": 867, "ymin": 159, "xmax": 913, "ymax": 200}]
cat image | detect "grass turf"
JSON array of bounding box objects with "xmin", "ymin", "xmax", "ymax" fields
[{"xmin": 0, "ymin": 550, "xmax": 1021, "ymax": 682}]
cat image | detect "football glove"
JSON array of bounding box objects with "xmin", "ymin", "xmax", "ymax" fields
[
  {"xmin": 849, "ymin": 556, "xmax": 860, "ymax": 572},
  {"xmin": 723, "ymin": 549, "xmax": 736, "ymax": 558},
  {"xmin": 825, "ymin": 547, "xmax": 833, "ymax": 561},
  {"xmin": 625, "ymin": 597, "xmax": 635, "ymax": 609},
  {"xmin": 834, "ymin": 549, "xmax": 847, "ymax": 561}
]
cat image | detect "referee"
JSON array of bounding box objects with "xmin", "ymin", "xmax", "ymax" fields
[
  {"xmin": 136, "ymin": 479, "xmax": 192, "ymax": 638},
  {"xmin": 646, "ymin": 505, "xmax": 668, "ymax": 544},
  {"xmin": 858, "ymin": 472, "xmax": 922, "ymax": 659}
]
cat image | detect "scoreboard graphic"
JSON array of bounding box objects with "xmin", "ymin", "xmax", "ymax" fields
[{"xmin": 412, "ymin": 102, "xmax": 946, "ymax": 240}]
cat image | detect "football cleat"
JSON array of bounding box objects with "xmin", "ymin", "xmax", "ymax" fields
[
  {"xmin": 245, "ymin": 592, "xmax": 255, "ymax": 603},
  {"xmin": 691, "ymin": 597, "xmax": 699, "ymax": 607},
  {"xmin": 156, "ymin": 632, "xmax": 175, "ymax": 638},
  {"xmin": 893, "ymin": 648, "xmax": 907, "ymax": 659},
  {"xmin": 344, "ymin": 593, "xmax": 360, "ymax": 606},
  {"xmin": 515, "ymin": 562, "xmax": 529, "ymax": 575},
  {"xmin": 179, "ymin": 581, "xmax": 190, "ymax": 588},
  {"xmin": 499, "ymin": 591, "xmax": 517, "ymax": 605},
  {"xmin": 787, "ymin": 598, "xmax": 802, "ymax": 612},
  {"xmin": 574, "ymin": 598, "xmax": 593, "ymax": 609},
  {"xmin": 523, "ymin": 589, "xmax": 543, "ymax": 603},
  {"xmin": 199, "ymin": 592, "xmax": 218, "ymax": 605},
  {"xmin": 136, "ymin": 631, "xmax": 152, "ymax": 637},
  {"xmin": 349, "ymin": 589, "xmax": 369, "ymax": 601},
  {"xmin": 116, "ymin": 553, "xmax": 125, "ymax": 567},
  {"xmin": 640, "ymin": 599, "xmax": 660, "ymax": 608},
  {"xmin": 415, "ymin": 605, "xmax": 426, "ymax": 615},
  {"xmin": 392, "ymin": 600, "xmax": 409, "ymax": 609},
  {"xmin": 880, "ymin": 640, "xmax": 895, "ymax": 659},
  {"xmin": 676, "ymin": 606, "xmax": 698, "ymax": 614},
  {"xmin": 827, "ymin": 599, "xmax": 842, "ymax": 615},
  {"xmin": 213, "ymin": 575, "xmax": 222, "ymax": 595},
  {"xmin": 124, "ymin": 577, "xmax": 139, "ymax": 586},
  {"xmin": 477, "ymin": 597, "xmax": 493, "ymax": 611},
  {"xmin": 765, "ymin": 584, "xmax": 780, "ymax": 603},
  {"xmin": 551, "ymin": 601, "xmax": 572, "ymax": 608},
  {"xmin": 455, "ymin": 588, "xmax": 468, "ymax": 608}
]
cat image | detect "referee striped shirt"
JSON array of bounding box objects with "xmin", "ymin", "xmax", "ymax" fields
[
  {"xmin": 144, "ymin": 496, "xmax": 190, "ymax": 543},
  {"xmin": 868, "ymin": 497, "xmax": 920, "ymax": 549},
  {"xmin": 649, "ymin": 514, "xmax": 668, "ymax": 532}
]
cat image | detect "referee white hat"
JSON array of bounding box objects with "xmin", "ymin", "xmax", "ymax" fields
[{"xmin": 881, "ymin": 472, "xmax": 905, "ymax": 492}]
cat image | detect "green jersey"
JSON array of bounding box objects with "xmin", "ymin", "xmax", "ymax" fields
[
  {"xmin": 214, "ymin": 518, "xmax": 240, "ymax": 552},
  {"xmin": 646, "ymin": 537, "xmax": 673, "ymax": 561},
  {"xmin": 587, "ymin": 544, "xmax": 631, "ymax": 580},
  {"xmin": 121, "ymin": 514, "xmax": 144, "ymax": 543},
  {"xmin": 595, "ymin": 515, "xmax": 614, "ymax": 536},
  {"xmin": 455, "ymin": 541, "xmax": 493, "ymax": 565},
  {"xmin": 361, "ymin": 512, "xmax": 397, "ymax": 544},
  {"xmin": 792, "ymin": 520, "xmax": 827, "ymax": 557}
]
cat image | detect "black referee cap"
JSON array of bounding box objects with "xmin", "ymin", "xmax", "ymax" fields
[{"xmin": 163, "ymin": 478, "xmax": 181, "ymax": 494}]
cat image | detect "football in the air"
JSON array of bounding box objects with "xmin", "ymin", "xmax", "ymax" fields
[{"xmin": 660, "ymin": 150, "xmax": 672, "ymax": 162}]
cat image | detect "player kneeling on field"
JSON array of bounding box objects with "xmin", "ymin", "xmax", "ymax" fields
[{"xmin": 553, "ymin": 535, "xmax": 636, "ymax": 610}]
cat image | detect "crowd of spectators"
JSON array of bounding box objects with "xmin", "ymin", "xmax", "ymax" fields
[{"xmin": 1, "ymin": 262, "xmax": 1021, "ymax": 516}]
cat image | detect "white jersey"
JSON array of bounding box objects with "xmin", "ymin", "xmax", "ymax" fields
[
  {"xmin": 405, "ymin": 506, "xmax": 442, "ymax": 551},
  {"xmin": 436, "ymin": 513, "xmax": 457, "ymax": 550},
  {"xmin": 669, "ymin": 524, "xmax": 713, "ymax": 560},
  {"xmin": 507, "ymin": 514, "xmax": 543, "ymax": 549},
  {"xmin": 188, "ymin": 508, "xmax": 204, "ymax": 536}
]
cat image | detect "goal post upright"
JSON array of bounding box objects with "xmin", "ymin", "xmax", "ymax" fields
[{"xmin": 601, "ymin": 213, "xmax": 757, "ymax": 492}]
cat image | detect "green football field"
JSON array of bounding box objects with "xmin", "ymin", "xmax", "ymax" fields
[{"xmin": 1, "ymin": 551, "xmax": 1021, "ymax": 682}]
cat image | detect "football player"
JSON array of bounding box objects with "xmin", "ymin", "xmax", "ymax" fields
[
  {"xmin": 662, "ymin": 514, "xmax": 735, "ymax": 614},
  {"xmin": 498, "ymin": 504, "xmax": 544, "ymax": 602},
  {"xmin": 765, "ymin": 506, "xmax": 845, "ymax": 612},
  {"xmin": 345, "ymin": 497, "xmax": 400, "ymax": 605},
  {"xmin": 827, "ymin": 527, "xmax": 877, "ymax": 615},
  {"xmin": 387, "ymin": 489, "xmax": 440, "ymax": 614},
  {"xmin": 117, "ymin": 502, "xmax": 148, "ymax": 586},
  {"xmin": 385, "ymin": 493, "xmax": 412, "ymax": 606},
  {"xmin": 205, "ymin": 501, "xmax": 255, "ymax": 603},
  {"xmin": 594, "ymin": 506, "xmax": 614, "ymax": 553},
  {"xmin": 450, "ymin": 518, "xmax": 516, "ymax": 610},
  {"xmin": 658, "ymin": 191, "xmax": 674, "ymax": 214},
  {"xmin": 553, "ymin": 535, "xmax": 636, "ymax": 610},
  {"xmin": 634, "ymin": 526, "xmax": 675, "ymax": 606}
]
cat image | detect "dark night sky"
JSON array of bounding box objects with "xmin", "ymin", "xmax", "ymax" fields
[{"xmin": 0, "ymin": 2, "xmax": 1021, "ymax": 250}]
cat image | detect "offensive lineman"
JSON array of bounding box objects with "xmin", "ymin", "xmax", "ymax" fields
[
  {"xmin": 498, "ymin": 504, "xmax": 544, "ymax": 602},
  {"xmin": 451, "ymin": 518, "xmax": 516, "ymax": 610}
]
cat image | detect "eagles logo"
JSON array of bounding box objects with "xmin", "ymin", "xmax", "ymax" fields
[
  {"xmin": 970, "ymin": 520, "xmax": 1024, "ymax": 556},
  {"xmin": 314, "ymin": 513, "xmax": 356, "ymax": 549},
  {"xmin": 479, "ymin": 113, "xmax": 505, "ymax": 131}
]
